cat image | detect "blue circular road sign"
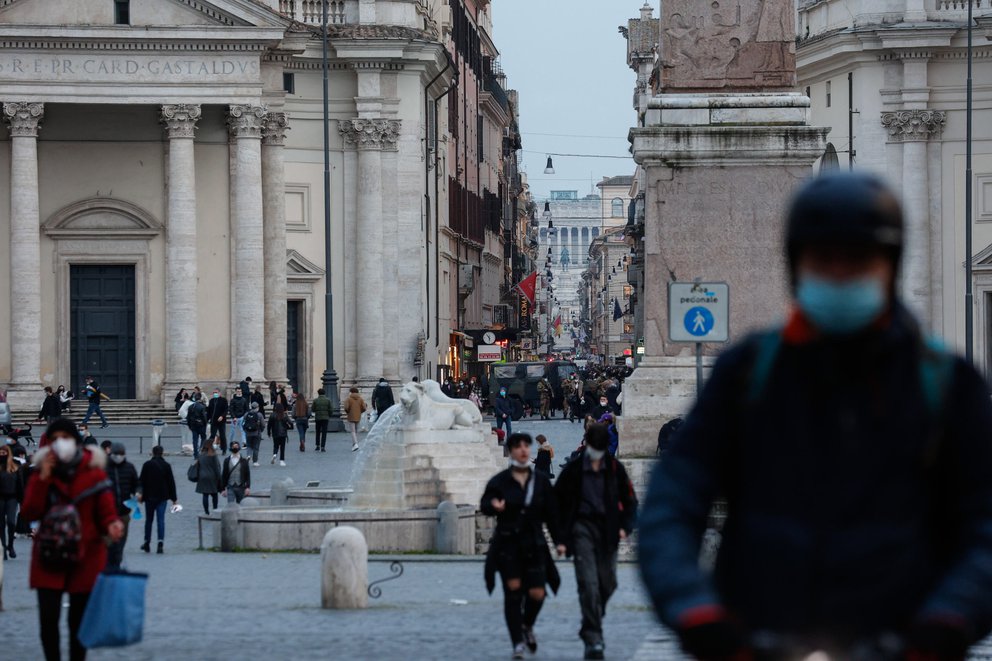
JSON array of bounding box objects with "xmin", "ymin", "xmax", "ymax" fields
[{"xmin": 684, "ymin": 307, "xmax": 714, "ymax": 338}]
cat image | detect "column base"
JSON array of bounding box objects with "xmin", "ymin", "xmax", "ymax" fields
[
  {"xmin": 617, "ymin": 356, "xmax": 714, "ymax": 457},
  {"xmin": 5, "ymin": 383, "xmax": 44, "ymax": 415}
]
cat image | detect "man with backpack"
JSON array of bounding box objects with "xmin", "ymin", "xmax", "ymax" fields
[
  {"xmin": 136, "ymin": 445, "xmax": 177, "ymax": 555},
  {"xmin": 555, "ymin": 423, "xmax": 637, "ymax": 660},
  {"xmin": 22, "ymin": 419, "xmax": 123, "ymax": 661},
  {"xmin": 639, "ymin": 172, "xmax": 992, "ymax": 660},
  {"xmin": 242, "ymin": 401, "xmax": 264, "ymax": 466},
  {"xmin": 187, "ymin": 393, "xmax": 208, "ymax": 459},
  {"xmin": 80, "ymin": 376, "xmax": 110, "ymax": 428}
]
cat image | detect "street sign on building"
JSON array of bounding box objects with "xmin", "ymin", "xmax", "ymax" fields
[
  {"xmin": 477, "ymin": 345, "xmax": 502, "ymax": 362},
  {"xmin": 668, "ymin": 282, "xmax": 730, "ymax": 343}
]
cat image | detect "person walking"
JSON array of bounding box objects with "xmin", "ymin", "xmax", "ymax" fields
[
  {"xmin": 38, "ymin": 387, "xmax": 61, "ymax": 425},
  {"xmin": 250, "ymin": 385, "xmax": 267, "ymax": 417},
  {"xmin": 193, "ymin": 442, "xmax": 222, "ymax": 515},
  {"xmin": 80, "ymin": 377, "xmax": 109, "ymax": 428},
  {"xmin": 0, "ymin": 443, "xmax": 23, "ymax": 560},
  {"xmin": 343, "ymin": 387, "xmax": 366, "ymax": 452},
  {"xmin": 312, "ymin": 388, "xmax": 332, "ymax": 452},
  {"xmin": 266, "ymin": 403, "xmax": 290, "ymax": 466},
  {"xmin": 137, "ymin": 445, "xmax": 177, "ymax": 555},
  {"xmin": 242, "ymin": 402, "xmax": 264, "ymax": 466},
  {"xmin": 293, "ymin": 393, "xmax": 310, "ymax": 452},
  {"xmin": 22, "ymin": 419, "xmax": 123, "ymax": 661},
  {"xmin": 104, "ymin": 442, "xmax": 138, "ymax": 570},
  {"xmin": 555, "ymin": 423, "xmax": 637, "ymax": 660},
  {"xmin": 371, "ymin": 378, "xmax": 394, "ymax": 416},
  {"xmin": 228, "ymin": 387, "xmax": 249, "ymax": 449},
  {"xmin": 221, "ymin": 442, "xmax": 251, "ymax": 505},
  {"xmin": 639, "ymin": 172, "xmax": 992, "ymax": 661},
  {"xmin": 533, "ymin": 435, "xmax": 555, "ymax": 480},
  {"xmin": 186, "ymin": 393, "xmax": 208, "ymax": 459},
  {"xmin": 494, "ymin": 387, "xmax": 513, "ymax": 437},
  {"xmin": 537, "ymin": 379, "xmax": 552, "ymax": 420},
  {"xmin": 481, "ymin": 433, "xmax": 564, "ymax": 660},
  {"xmin": 205, "ymin": 388, "xmax": 229, "ymax": 454}
]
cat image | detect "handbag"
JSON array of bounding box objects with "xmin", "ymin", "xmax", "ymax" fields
[
  {"xmin": 186, "ymin": 461, "xmax": 199, "ymax": 483},
  {"xmin": 78, "ymin": 570, "xmax": 148, "ymax": 648}
]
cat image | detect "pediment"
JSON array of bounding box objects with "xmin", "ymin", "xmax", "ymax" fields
[
  {"xmin": 974, "ymin": 242, "xmax": 992, "ymax": 270},
  {"xmin": 44, "ymin": 198, "xmax": 162, "ymax": 239},
  {"xmin": 0, "ymin": 0, "xmax": 288, "ymax": 29},
  {"xmin": 287, "ymin": 249, "xmax": 324, "ymax": 282}
]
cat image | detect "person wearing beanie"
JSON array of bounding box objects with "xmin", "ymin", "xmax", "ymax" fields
[
  {"xmin": 105, "ymin": 441, "xmax": 138, "ymax": 569},
  {"xmin": 638, "ymin": 172, "xmax": 992, "ymax": 661},
  {"xmin": 22, "ymin": 418, "xmax": 123, "ymax": 660}
]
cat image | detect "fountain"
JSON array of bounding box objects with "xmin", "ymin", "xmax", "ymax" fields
[{"xmin": 213, "ymin": 381, "xmax": 505, "ymax": 553}]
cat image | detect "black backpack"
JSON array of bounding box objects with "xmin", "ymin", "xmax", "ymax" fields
[
  {"xmin": 657, "ymin": 418, "xmax": 684, "ymax": 456},
  {"xmin": 37, "ymin": 479, "xmax": 111, "ymax": 571},
  {"xmin": 242, "ymin": 411, "xmax": 260, "ymax": 433},
  {"xmin": 188, "ymin": 403, "xmax": 207, "ymax": 428}
]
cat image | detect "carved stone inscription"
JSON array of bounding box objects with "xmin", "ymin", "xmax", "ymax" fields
[
  {"xmin": 0, "ymin": 54, "xmax": 260, "ymax": 83},
  {"xmin": 661, "ymin": 0, "xmax": 796, "ymax": 92}
]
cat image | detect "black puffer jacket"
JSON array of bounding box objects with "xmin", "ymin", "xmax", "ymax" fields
[{"xmin": 106, "ymin": 459, "xmax": 139, "ymax": 515}]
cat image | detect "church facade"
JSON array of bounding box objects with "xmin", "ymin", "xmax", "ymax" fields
[{"xmin": 0, "ymin": 0, "xmax": 469, "ymax": 408}]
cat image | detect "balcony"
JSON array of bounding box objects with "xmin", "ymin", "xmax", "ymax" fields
[
  {"xmin": 278, "ymin": 0, "xmax": 427, "ymax": 28},
  {"xmin": 800, "ymin": 0, "xmax": 992, "ymax": 40},
  {"xmin": 279, "ymin": 0, "xmax": 349, "ymax": 24}
]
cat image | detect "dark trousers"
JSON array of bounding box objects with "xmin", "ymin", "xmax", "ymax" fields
[
  {"xmin": 295, "ymin": 420, "xmax": 308, "ymax": 445},
  {"xmin": 81, "ymin": 401, "xmax": 107, "ymax": 426},
  {"xmin": 315, "ymin": 420, "xmax": 328, "ymax": 449},
  {"xmin": 212, "ymin": 421, "xmax": 227, "ymax": 453},
  {"xmin": 0, "ymin": 496, "xmax": 17, "ymax": 551},
  {"xmin": 201, "ymin": 493, "xmax": 218, "ymax": 515},
  {"xmin": 38, "ymin": 589, "xmax": 90, "ymax": 661},
  {"xmin": 272, "ymin": 436, "xmax": 286, "ymax": 461},
  {"xmin": 190, "ymin": 426, "xmax": 207, "ymax": 458},
  {"xmin": 106, "ymin": 514, "xmax": 130, "ymax": 569},
  {"xmin": 572, "ymin": 519, "xmax": 618, "ymax": 646},
  {"xmin": 496, "ymin": 415, "xmax": 512, "ymax": 436},
  {"xmin": 246, "ymin": 435, "xmax": 261, "ymax": 462},
  {"xmin": 144, "ymin": 500, "xmax": 167, "ymax": 542}
]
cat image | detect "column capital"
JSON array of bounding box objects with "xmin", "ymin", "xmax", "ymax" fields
[
  {"xmin": 881, "ymin": 109, "xmax": 946, "ymax": 142},
  {"xmin": 339, "ymin": 118, "xmax": 401, "ymax": 151},
  {"xmin": 3, "ymin": 102, "xmax": 44, "ymax": 137},
  {"xmin": 262, "ymin": 111, "xmax": 289, "ymax": 146},
  {"xmin": 227, "ymin": 104, "xmax": 268, "ymax": 139},
  {"xmin": 160, "ymin": 104, "xmax": 201, "ymax": 139}
]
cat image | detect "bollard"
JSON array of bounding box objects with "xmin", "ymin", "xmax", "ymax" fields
[
  {"xmin": 220, "ymin": 504, "xmax": 241, "ymax": 552},
  {"xmin": 240, "ymin": 496, "xmax": 261, "ymax": 510},
  {"xmin": 321, "ymin": 527, "xmax": 368, "ymax": 609},
  {"xmin": 435, "ymin": 501, "xmax": 459, "ymax": 554},
  {"xmin": 270, "ymin": 479, "xmax": 290, "ymax": 506}
]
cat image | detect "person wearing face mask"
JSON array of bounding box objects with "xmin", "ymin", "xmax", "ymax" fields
[
  {"xmin": 481, "ymin": 433, "xmax": 565, "ymax": 660},
  {"xmin": 21, "ymin": 419, "xmax": 123, "ymax": 661},
  {"xmin": 221, "ymin": 442, "xmax": 251, "ymax": 505},
  {"xmin": 639, "ymin": 172, "xmax": 992, "ymax": 661},
  {"xmin": 0, "ymin": 443, "xmax": 23, "ymax": 560},
  {"xmin": 104, "ymin": 442, "xmax": 138, "ymax": 569},
  {"xmin": 555, "ymin": 424, "xmax": 637, "ymax": 660},
  {"xmin": 590, "ymin": 396, "xmax": 615, "ymax": 421},
  {"xmin": 493, "ymin": 387, "xmax": 514, "ymax": 437}
]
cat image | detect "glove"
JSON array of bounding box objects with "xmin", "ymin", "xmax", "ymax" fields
[
  {"xmin": 906, "ymin": 617, "xmax": 970, "ymax": 661},
  {"xmin": 677, "ymin": 605, "xmax": 751, "ymax": 661}
]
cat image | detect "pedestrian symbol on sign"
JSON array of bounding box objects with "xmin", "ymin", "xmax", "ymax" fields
[{"xmin": 684, "ymin": 307, "xmax": 714, "ymax": 338}]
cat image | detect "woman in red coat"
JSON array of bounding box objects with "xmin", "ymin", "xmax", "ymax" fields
[{"xmin": 21, "ymin": 419, "xmax": 123, "ymax": 661}]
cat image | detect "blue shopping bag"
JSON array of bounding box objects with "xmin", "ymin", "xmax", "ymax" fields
[{"xmin": 78, "ymin": 570, "xmax": 148, "ymax": 648}]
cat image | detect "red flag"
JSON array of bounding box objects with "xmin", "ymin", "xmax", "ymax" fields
[{"xmin": 516, "ymin": 271, "xmax": 537, "ymax": 306}]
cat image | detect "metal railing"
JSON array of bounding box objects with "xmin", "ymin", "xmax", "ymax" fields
[{"xmin": 279, "ymin": 0, "xmax": 348, "ymax": 25}]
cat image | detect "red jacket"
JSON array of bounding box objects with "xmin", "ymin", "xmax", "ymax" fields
[{"xmin": 22, "ymin": 447, "xmax": 120, "ymax": 594}]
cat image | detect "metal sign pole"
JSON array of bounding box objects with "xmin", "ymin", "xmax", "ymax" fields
[{"xmin": 695, "ymin": 342, "xmax": 703, "ymax": 398}]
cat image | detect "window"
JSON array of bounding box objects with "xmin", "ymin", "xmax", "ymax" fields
[
  {"xmin": 611, "ymin": 198, "xmax": 624, "ymax": 217},
  {"xmin": 114, "ymin": 0, "xmax": 130, "ymax": 25},
  {"xmin": 826, "ymin": 80, "xmax": 832, "ymax": 108}
]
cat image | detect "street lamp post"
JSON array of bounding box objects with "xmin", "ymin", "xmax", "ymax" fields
[
  {"xmin": 966, "ymin": 1, "xmax": 975, "ymax": 363},
  {"xmin": 321, "ymin": 1, "xmax": 343, "ymax": 430}
]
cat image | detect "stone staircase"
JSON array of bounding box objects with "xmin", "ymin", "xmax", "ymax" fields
[{"xmin": 12, "ymin": 400, "xmax": 176, "ymax": 427}]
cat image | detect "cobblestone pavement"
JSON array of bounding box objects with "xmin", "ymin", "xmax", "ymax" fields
[{"xmin": 1, "ymin": 418, "xmax": 670, "ymax": 660}]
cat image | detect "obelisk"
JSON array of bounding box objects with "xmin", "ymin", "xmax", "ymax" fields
[{"xmin": 620, "ymin": 0, "xmax": 829, "ymax": 455}]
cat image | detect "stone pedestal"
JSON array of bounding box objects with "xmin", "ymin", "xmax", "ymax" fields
[
  {"xmin": 321, "ymin": 526, "xmax": 368, "ymax": 609},
  {"xmin": 620, "ymin": 94, "xmax": 828, "ymax": 456}
]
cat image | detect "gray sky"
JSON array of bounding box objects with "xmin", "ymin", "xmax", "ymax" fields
[{"xmin": 492, "ymin": 0, "xmax": 649, "ymax": 200}]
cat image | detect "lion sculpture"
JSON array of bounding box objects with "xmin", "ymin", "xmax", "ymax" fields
[{"xmin": 399, "ymin": 380, "xmax": 483, "ymax": 430}]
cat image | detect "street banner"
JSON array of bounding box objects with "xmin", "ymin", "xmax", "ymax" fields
[
  {"xmin": 515, "ymin": 271, "xmax": 537, "ymax": 306},
  {"xmin": 520, "ymin": 296, "xmax": 531, "ymax": 331}
]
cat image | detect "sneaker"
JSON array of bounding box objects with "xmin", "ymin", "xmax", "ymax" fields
[
  {"xmin": 253, "ymin": 462, "xmax": 259, "ymax": 467},
  {"xmin": 279, "ymin": 460, "xmax": 286, "ymax": 466},
  {"xmin": 351, "ymin": 444, "xmax": 359, "ymax": 452},
  {"xmin": 271, "ymin": 454, "xmax": 277, "ymax": 465},
  {"xmin": 156, "ymin": 541, "xmax": 164, "ymax": 554},
  {"xmin": 321, "ymin": 448, "xmax": 327, "ymax": 453},
  {"xmin": 100, "ymin": 423, "xmax": 110, "ymax": 429},
  {"xmin": 512, "ymin": 643, "xmax": 526, "ymax": 660},
  {"xmin": 522, "ymin": 626, "xmax": 537, "ymax": 653},
  {"xmin": 584, "ymin": 642, "xmax": 605, "ymax": 660}
]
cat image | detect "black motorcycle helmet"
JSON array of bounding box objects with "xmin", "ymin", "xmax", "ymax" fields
[{"xmin": 785, "ymin": 172, "xmax": 904, "ymax": 284}]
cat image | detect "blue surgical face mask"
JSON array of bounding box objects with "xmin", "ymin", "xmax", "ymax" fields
[{"xmin": 796, "ymin": 274, "xmax": 887, "ymax": 335}]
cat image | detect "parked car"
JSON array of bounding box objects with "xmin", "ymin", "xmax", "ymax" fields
[{"xmin": 487, "ymin": 361, "xmax": 578, "ymax": 419}]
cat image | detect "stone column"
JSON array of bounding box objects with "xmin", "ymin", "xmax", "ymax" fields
[
  {"xmin": 339, "ymin": 118, "xmax": 400, "ymax": 383},
  {"xmin": 881, "ymin": 109, "xmax": 946, "ymax": 326},
  {"xmin": 160, "ymin": 104, "xmax": 201, "ymax": 387},
  {"xmin": 261, "ymin": 111, "xmax": 289, "ymax": 385},
  {"xmin": 228, "ymin": 104, "xmax": 268, "ymax": 381},
  {"xmin": 3, "ymin": 102, "xmax": 44, "ymax": 404}
]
